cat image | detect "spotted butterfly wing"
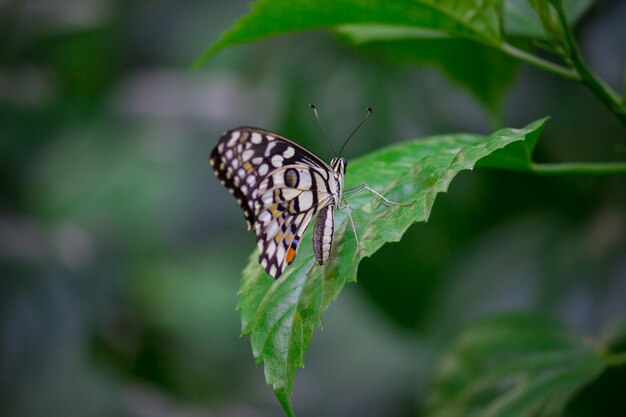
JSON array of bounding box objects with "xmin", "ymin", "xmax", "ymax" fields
[{"xmin": 211, "ymin": 127, "xmax": 341, "ymax": 279}]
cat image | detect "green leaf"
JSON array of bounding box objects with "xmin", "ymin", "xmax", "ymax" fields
[
  {"xmin": 475, "ymin": 117, "xmax": 544, "ymax": 171},
  {"xmin": 237, "ymin": 118, "xmax": 548, "ymax": 416},
  {"xmin": 426, "ymin": 313, "xmax": 606, "ymax": 417},
  {"xmin": 504, "ymin": 0, "xmax": 594, "ymax": 39},
  {"xmin": 336, "ymin": 24, "xmax": 519, "ymax": 113},
  {"xmin": 195, "ymin": 0, "xmax": 503, "ymax": 66}
]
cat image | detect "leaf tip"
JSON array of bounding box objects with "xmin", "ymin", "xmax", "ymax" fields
[
  {"xmin": 192, "ymin": 46, "xmax": 220, "ymax": 70},
  {"xmin": 275, "ymin": 387, "xmax": 296, "ymax": 417}
]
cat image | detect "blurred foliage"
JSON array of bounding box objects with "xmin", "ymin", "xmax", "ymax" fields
[
  {"xmin": 1, "ymin": 1, "xmax": 625, "ymax": 417},
  {"xmin": 426, "ymin": 313, "xmax": 605, "ymax": 417},
  {"xmin": 336, "ymin": 26, "xmax": 520, "ymax": 112}
]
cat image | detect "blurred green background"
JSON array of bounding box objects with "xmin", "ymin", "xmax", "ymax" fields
[{"xmin": 1, "ymin": 1, "xmax": 625, "ymax": 416}]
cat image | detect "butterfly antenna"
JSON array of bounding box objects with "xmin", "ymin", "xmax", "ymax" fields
[
  {"xmin": 309, "ymin": 104, "xmax": 338, "ymax": 157},
  {"xmin": 339, "ymin": 107, "xmax": 372, "ymax": 157}
]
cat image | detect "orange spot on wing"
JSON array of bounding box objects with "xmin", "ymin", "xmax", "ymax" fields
[{"xmin": 286, "ymin": 247, "xmax": 296, "ymax": 265}]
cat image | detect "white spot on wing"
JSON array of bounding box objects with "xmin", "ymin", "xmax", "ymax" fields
[
  {"xmin": 262, "ymin": 192, "xmax": 274, "ymax": 205},
  {"xmin": 281, "ymin": 188, "xmax": 300, "ymax": 200},
  {"xmin": 298, "ymin": 192, "xmax": 313, "ymax": 211},
  {"xmin": 271, "ymin": 154, "xmax": 284, "ymax": 168},
  {"xmin": 265, "ymin": 220, "xmax": 278, "ymax": 237},
  {"xmin": 272, "ymin": 172, "xmax": 284, "ymax": 187},
  {"xmin": 266, "ymin": 241, "xmax": 276, "ymax": 257},
  {"xmin": 227, "ymin": 131, "xmax": 240, "ymax": 147},
  {"xmin": 251, "ymin": 132, "xmax": 263, "ymax": 144},
  {"xmin": 276, "ymin": 245, "xmax": 285, "ymax": 265},
  {"xmin": 283, "ymin": 146, "xmax": 295, "ymax": 159},
  {"xmin": 264, "ymin": 142, "xmax": 276, "ymax": 157},
  {"xmin": 242, "ymin": 149, "xmax": 254, "ymax": 162},
  {"xmin": 259, "ymin": 211, "xmax": 271, "ymax": 224},
  {"xmin": 259, "ymin": 164, "xmax": 269, "ymax": 176},
  {"xmin": 298, "ymin": 170, "xmax": 312, "ymax": 189}
]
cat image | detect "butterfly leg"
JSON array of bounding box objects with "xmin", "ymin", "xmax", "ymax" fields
[
  {"xmin": 343, "ymin": 184, "xmax": 415, "ymax": 207},
  {"xmin": 339, "ymin": 185, "xmax": 414, "ymax": 254},
  {"xmin": 338, "ymin": 201, "xmax": 361, "ymax": 252}
]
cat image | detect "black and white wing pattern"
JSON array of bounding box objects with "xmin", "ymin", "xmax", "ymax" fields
[{"xmin": 210, "ymin": 127, "xmax": 341, "ymax": 279}]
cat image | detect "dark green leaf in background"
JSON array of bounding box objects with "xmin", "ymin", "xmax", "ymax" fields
[
  {"xmin": 196, "ymin": 0, "xmax": 597, "ymax": 115},
  {"xmin": 426, "ymin": 313, "xmax": 606, "ymax": 417},
  {"xmin": 196, "ymin": 0, "xmax": 504, "ymax": 66},
  {"xmin": 336, "ymin": 25, "xmax": 519, "ymax": 113},
  {"xmin": 237, "ymin": 118, "xmax": 548, "ymax": 416}
]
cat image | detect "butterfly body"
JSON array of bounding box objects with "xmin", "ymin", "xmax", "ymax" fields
[{"xmin": 211, "ymin": 127, "xmax": 344, "ymax": 279}]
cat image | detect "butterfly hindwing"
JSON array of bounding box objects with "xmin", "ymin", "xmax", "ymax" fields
[
  {"xmin": 253, "ymin": 165, "xmax": 337, "ymax": 278},
  {"xmin": 256, "ymin": 209, "xmax": 316, "ymax": 278}
]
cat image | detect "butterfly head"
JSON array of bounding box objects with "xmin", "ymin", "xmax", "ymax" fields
[
  {"xmin": 330, "ymin": 157, "xmax": 347, "ymax": 175},
  {"xmin": 310, "ymin": 105, "xmax": 371, "ymax": 177}
]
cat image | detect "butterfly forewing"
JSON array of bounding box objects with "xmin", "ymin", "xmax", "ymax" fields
[{"xmin": 211, "ymin": 127, "xmax": 339, "ymax": 279}]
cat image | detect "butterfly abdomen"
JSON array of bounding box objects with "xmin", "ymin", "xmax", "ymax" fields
[{"xmin": 313, "ymin": 205, "xmax": 334, "ymax": 265}]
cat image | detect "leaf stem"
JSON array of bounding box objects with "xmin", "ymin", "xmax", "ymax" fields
[
  {"xmin": 553, "ymin": 2, "xmax": 626, "ymax": 127},
  {"xmin": 530, "ymin": 162, "xmax": 626, "ymax": 175},
  {"xmin": 501, "ymin": 42, "xmax": 579, "ymax": 81}
]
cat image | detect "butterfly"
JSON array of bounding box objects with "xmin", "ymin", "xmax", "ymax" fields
[{"xmin": 210, "ymin": 106, "xmax": 413, "ymax": 279}]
